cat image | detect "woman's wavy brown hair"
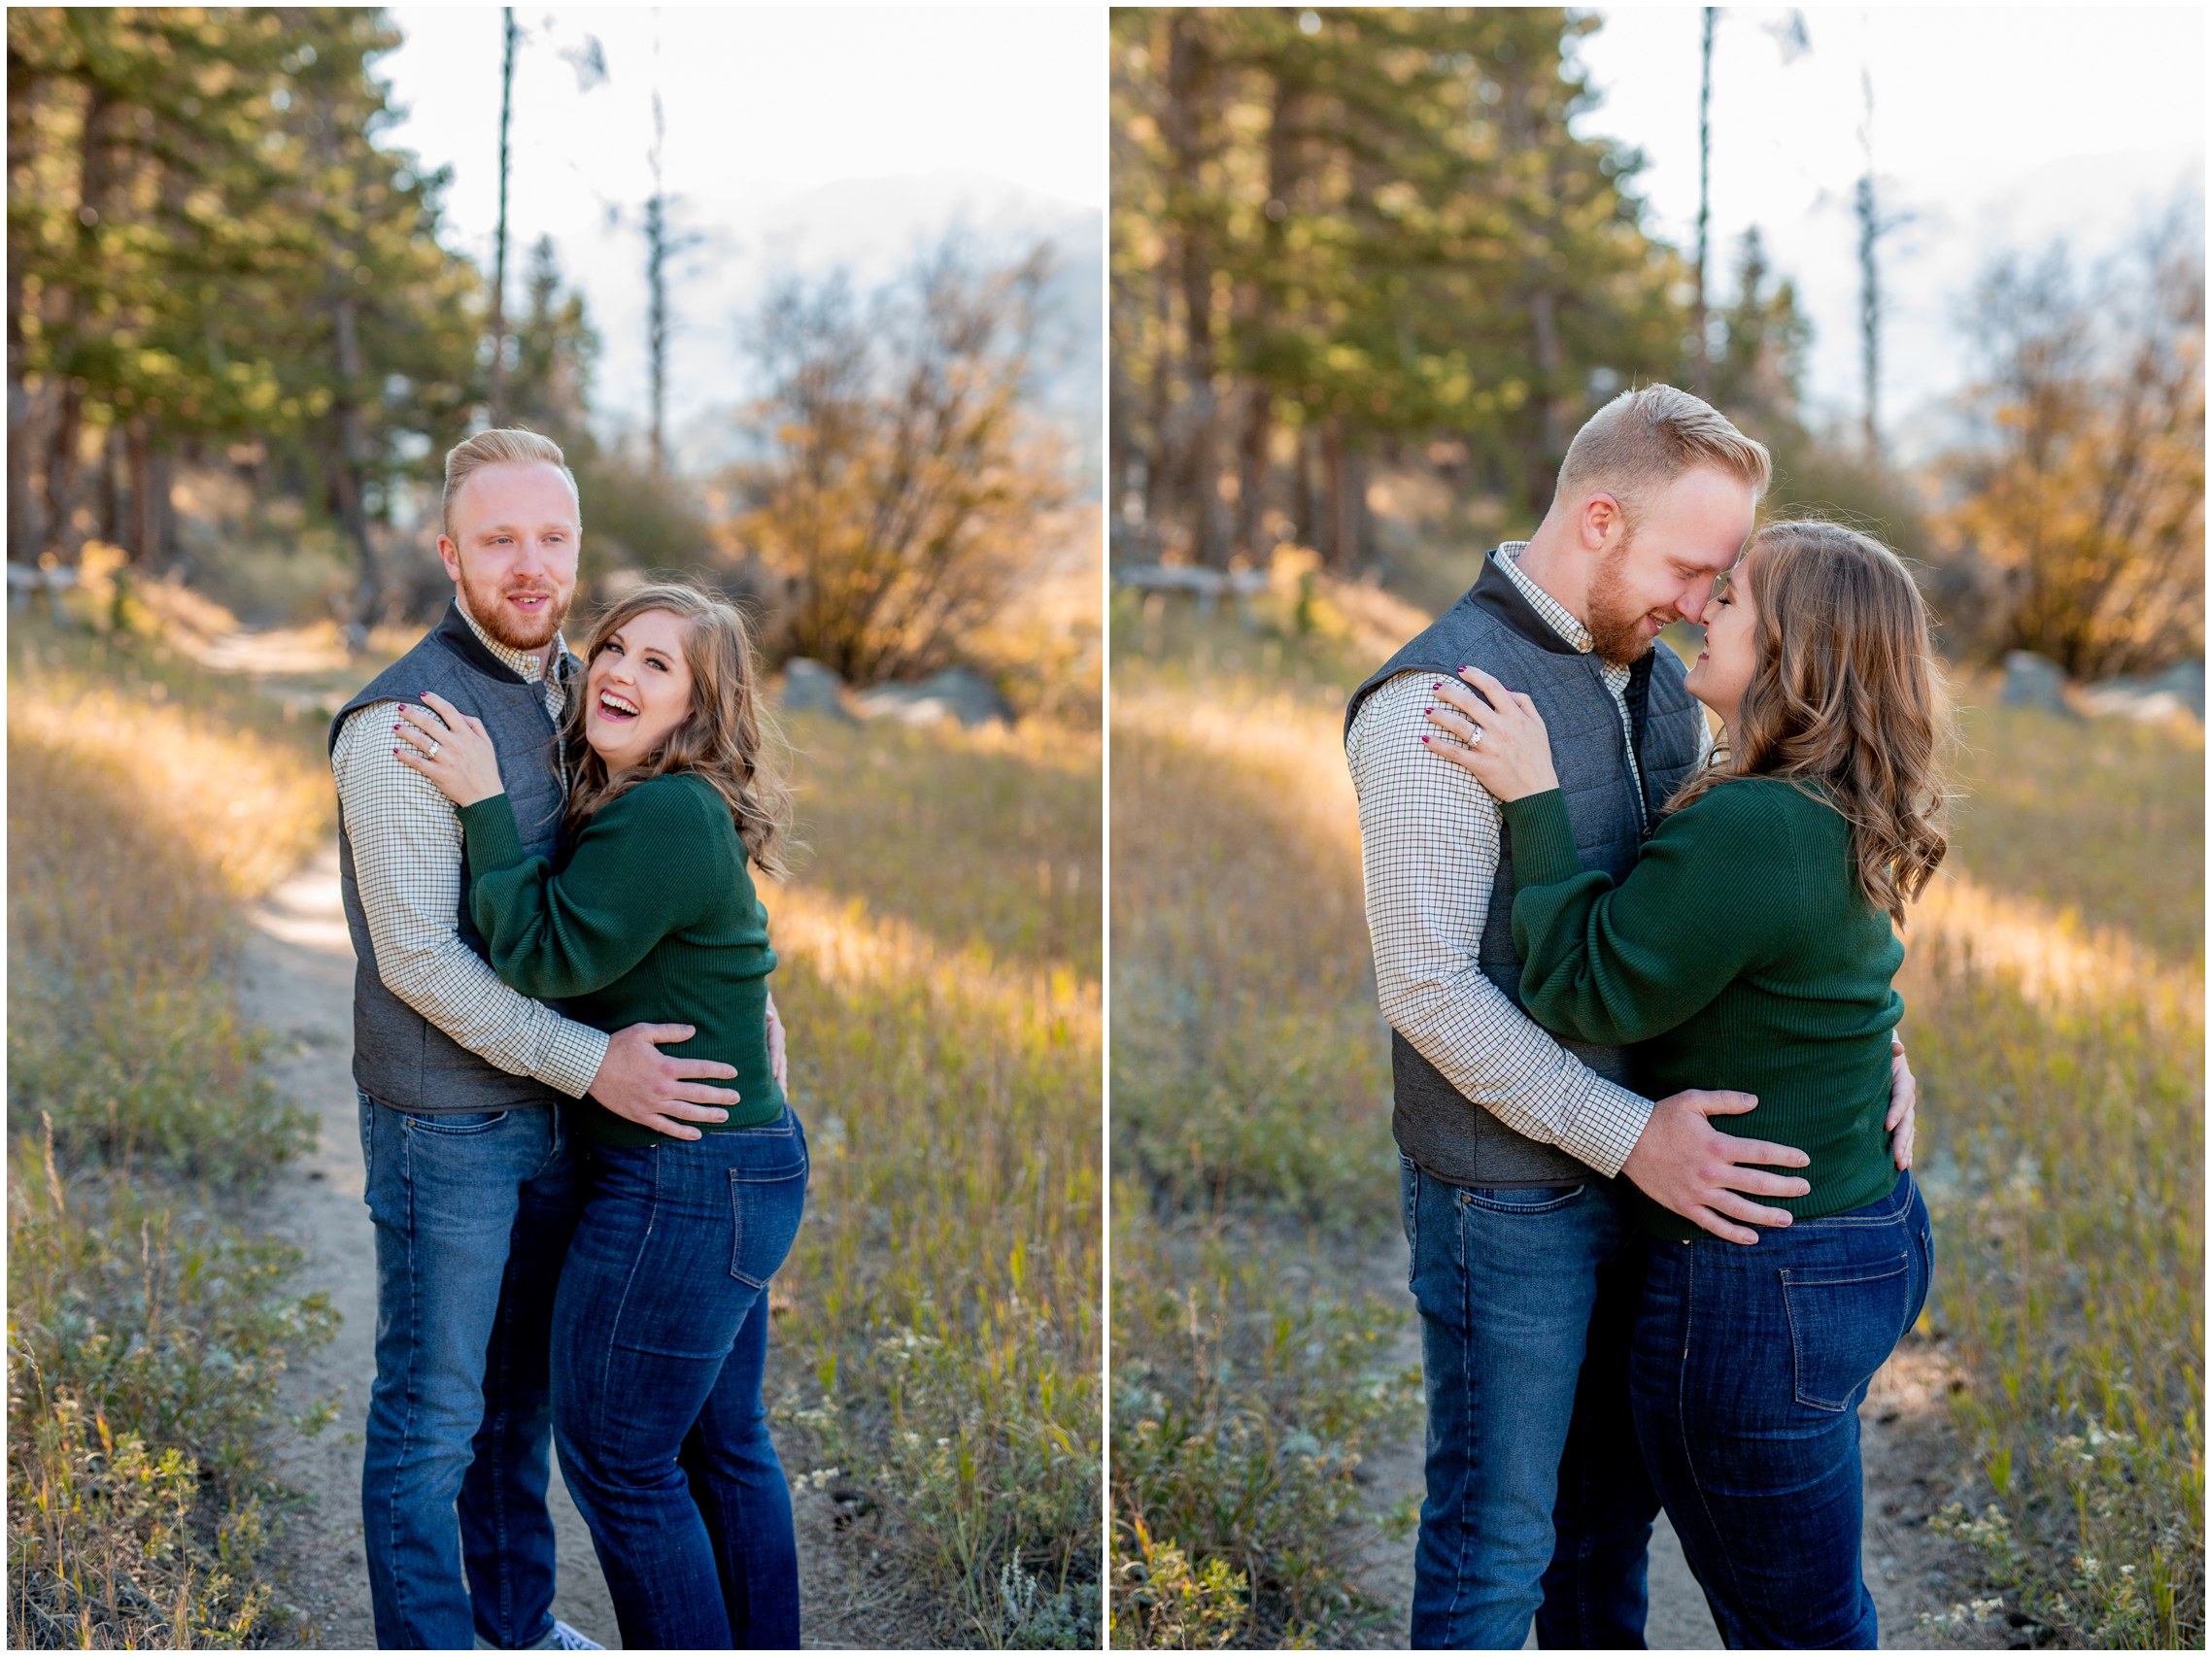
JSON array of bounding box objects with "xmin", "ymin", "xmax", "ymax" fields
[
  {"xmin": 1669, "ymin": 520, "xmax": 1954, "ymax": 924},
  {"xmin": 562, "ymin": 582, "xmax": 794, "ymax": 878}
]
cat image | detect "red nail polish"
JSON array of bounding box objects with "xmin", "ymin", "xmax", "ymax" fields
[{"xmin": 1420, "ymin": 734, "xmax": 1431, "ymax": 744}]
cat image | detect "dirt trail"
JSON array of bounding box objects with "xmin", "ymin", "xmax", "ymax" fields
[
  {"xmin": 1348, "ymin": 1236, "xmax": 1963, "ymax": 1650},
  {"xmin": 241, "ymin": 841, "xmax": 901, "ymax": 1650},
  {"xmin": 241, "ymin": 842, "xmax": 620, "ymax": 1647}
]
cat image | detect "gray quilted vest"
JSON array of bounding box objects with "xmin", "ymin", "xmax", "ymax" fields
[
  {"xmin": 328, "ymin": 600, "xmax": 577, "ymax": 1113},
  {"xmin": 1345, "ymin": 551, "xmax": 1708, "ymax": 1187}
]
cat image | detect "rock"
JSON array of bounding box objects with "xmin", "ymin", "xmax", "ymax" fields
[
  {"xmin": 851, "ymin": 666, "xmax": 1014, "ymax": 729},
  {"xmin": 2080, "ymin": 659, "xmax": 2204, "ymax": 723},
  {"xmin": 1998, "ymin": 651, "xmax": 2075, "ymax": 716},
  {"xmin": 779, "ymin": 658, "xmax": 856, "ymax": 723}
]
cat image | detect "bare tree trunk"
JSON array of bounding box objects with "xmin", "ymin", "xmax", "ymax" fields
[
  {"xmin": 332, "ymin": 295, "xmax": 383, "ymax": 629},
  {"xmin": 125, "ymin": 416, "xmax": 163, "ymax": 566},
  {"xmin": 1528, "ymin": 284, "xmax": 1567, "ymax": 507},
  {"xmin": 1693, "ymin": 7, "xmax": 1715, "ymax": 399},
  {"xmin": 1165, "ymin": 13, "xmax": 1227, "ymax": 566},
  {"xmin": 146, "ymin": 444, "xmax": 173, "ymax": 567},
  {"xmin": 487, "ymin": 6, "xmax": 517, "ymax": 424},
  {"xmin": 1235, "ymin": 383, "xmax": 1270, "ymax": 561},
  {"xmin": 43, "ymin": 90, "xmax": 129, "ymax": 562},
  {"xmin": 1343, "ymin": 440, "xmax": 1372, "ymax": 569},
  {"xmin": 7, "ymin": 257, "xmax": 43, "ymax": 561},
  {"xmin": 1234, "ymin": 60, "xmax": 1302, "ymax": 563},
  {"xmin": 645, "ymin": 28, "xmax": 670, "ymax": 477},
  {"xmin": 1142, "ymin": 271, "xmax": 1174, "ymax": 532},
  {"xmin": 1322, "ymin": 415, "xmax": 1347, "ymax": 569},
  {"xmin": 1107, "ymin": 278, "xmax": 1135, "ymax": 523},
  {"xmin": 1292, "ymin": 423, "xmax": 1316, "ymax": 550},
  {"xmin": 1855, "ymin": 69, "xmax": 1881, "ymax": 462},
  {"xmin": 99, "ymin": 421, "xmax": 124, "ymax": 546}
]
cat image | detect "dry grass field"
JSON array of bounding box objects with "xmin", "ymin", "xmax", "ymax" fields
[
  {"xmin": 1106, "ymin": 589, "xmax": 2202, "ymax": 1649},
  {"xmin": 7, "ymin": 607, "xmax": 1102, "ymax": 1648}
]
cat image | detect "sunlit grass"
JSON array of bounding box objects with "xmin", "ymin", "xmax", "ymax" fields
[
  {"xmin": 752, "ymin": 710, "xmax": 1106, "ymax": 1647},
  {"xmin": 8, "ymin": 621, "xmax": 337, "ymax": 1648},
  {"xmin": 1108, "ymin": 601, "xmax": 2204, "ymax": 1650},
  {"xmin": 1904, "ymin": 696, "xmax": 2203, "ymax": 1649},
  {"xmin": 1110, "ymin": 601, "xmax": 1411, "ymax": 1647}
]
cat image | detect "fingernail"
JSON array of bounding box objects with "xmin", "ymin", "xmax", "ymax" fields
[
  {"xmin": 1419, "ymin": 734, "xmax": 1431, "ymax": 744},
  {"xmin": 1424, "ymin": 705, "xmax": 1434, "ymax": 714}
]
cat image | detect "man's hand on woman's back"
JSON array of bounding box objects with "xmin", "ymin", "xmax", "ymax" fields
[
  {"xmin": 589, "ymin": 1022, "xmax": 740, "ymax": 1140},
  {"xmin": 1620, "ymin": 1089, "xmax": 1812, "ymax": 1245},
  {"xmin": 1626, "ymin": 1039, "xmax": 1918, "ymax": 1243}
]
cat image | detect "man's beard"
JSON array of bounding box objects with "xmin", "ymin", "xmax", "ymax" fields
[
  {"xmin": 1584, "ymin": 536, "xmax": 1658, "ymax": 666},
  {"xmin": 458, "ymin": 562, "xmax": 571, "ymax": 652}
]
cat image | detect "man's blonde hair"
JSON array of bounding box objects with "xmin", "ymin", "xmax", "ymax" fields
[
  {"xmin": 441, "ymin": 427, "xmax": 579, "ymax": 537},
  {"xmin": 1554, "ymin": 384, "xmax": 1771, "ymax": 522}
]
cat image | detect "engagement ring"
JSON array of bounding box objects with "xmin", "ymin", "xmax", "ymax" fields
[{"xmin": 426, "ymin": 739, "xmax": 440, "ymax": 759}]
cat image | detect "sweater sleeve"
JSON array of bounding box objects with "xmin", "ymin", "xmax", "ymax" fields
[
  {"xmin": 459, "ymin": 777, "xmax": 724, "ymax": 998},
  {"xmin": 1498, "ymin": 782, "xmax": 1798, "ymax": 1045}
]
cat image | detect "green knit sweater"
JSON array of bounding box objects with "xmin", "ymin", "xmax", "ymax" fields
[
  {"xmin": 1499, "ymin": 776, "xmax": 1903, "ymax": 1241},
  {"xmin": 459, "ymin": 771, "xmax": 785, "ymax": 1146}
]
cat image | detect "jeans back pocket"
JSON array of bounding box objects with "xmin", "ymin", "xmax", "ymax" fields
[
  {"xmin": 728, "ymin": 1120, "xmax": 808, "ymax": 1289},
  {"xmin": 1459, "ymin": 1183, "xmax": 1585, "ymax": 1216},
  {"xmin": 1781, "ymin": 1254, "xmax": 1911, "ymax": 1412}
]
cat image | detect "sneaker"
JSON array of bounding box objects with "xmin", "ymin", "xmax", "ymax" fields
[{"xmin": 476, "ymin": 1623, "xmax": 607, "ymax": 1652}]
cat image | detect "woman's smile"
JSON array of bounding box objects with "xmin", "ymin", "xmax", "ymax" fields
[{"xmin": 583, "ymin": 607, "xmax": 697, "ymax": 765}]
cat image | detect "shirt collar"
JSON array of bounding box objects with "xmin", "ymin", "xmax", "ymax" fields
[
  {"xmin": 456, "ymin": 597, "xmax": 567, "ymax": 686},
  {"xmin": 1494, "ymin": 542, "xmax": 1595, "ymax": 656}
]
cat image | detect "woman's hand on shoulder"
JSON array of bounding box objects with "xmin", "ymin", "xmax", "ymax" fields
[
  {"xmin": 1421, "ymin": 666, "xmax": 1559, "ymax": 802},
  {"xmin": 393, "ymin": 691, "xmax": 505, "ymax": 807}
]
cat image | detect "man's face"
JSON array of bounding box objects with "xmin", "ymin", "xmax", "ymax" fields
[
  {"xmin": 1584, "ymin": 465, "xmax": 1756, "ymax": 665},
  {"xmin": 437, "ymin": 460, "xmax": 580, "ymax": 653}
]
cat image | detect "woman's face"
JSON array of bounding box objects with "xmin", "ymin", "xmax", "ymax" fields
[
  {"xmin": 1684, "ymin": 557, "xmax": 1758, "ymax": 727},
  {"xmin": 584, "ymin": 607, "xmax": 696, "ymax": 768}
]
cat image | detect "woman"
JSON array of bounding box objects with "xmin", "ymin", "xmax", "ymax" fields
[
  {"xmin": 394, "ymin": 582, "xmax": 805, "ymax": 1650},
  {"xmin": 1422, "ymin": 521, "xmax": 1947, "ymax": 1649}
]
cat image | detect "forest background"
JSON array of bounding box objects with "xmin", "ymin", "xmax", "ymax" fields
[
  {"xmin": 1109, "ymin": 6, "xmax": 2203, "ymax": 1650},
  {"xmin": 10, "ymin": 7, "xmax": 1103, "ymax": 1649}
]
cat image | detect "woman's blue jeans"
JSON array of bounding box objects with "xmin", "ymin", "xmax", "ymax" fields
[
  {"xmin": 551, "ymin": 1108, "xmax": 809, "ymax": 1650},
  {"xmin": 1631, "ymin": 1171, "xmax": 1933, "ymax": 1650}
]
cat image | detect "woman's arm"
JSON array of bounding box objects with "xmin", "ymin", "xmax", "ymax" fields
[
  {"xmin": 1419, "ymin": 666, "xmax": 1795, "ymax": 1044},
  {"xmin": 1499, "ymin": 784, "xmax": 1794, "ymax": 1045},
  {"xmin": 459, "ymin": 779, "xmax": 722, "ymax": 999}
]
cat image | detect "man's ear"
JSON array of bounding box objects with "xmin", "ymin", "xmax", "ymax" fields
[
  {"xmin": 436, "ymin": 536, "xmax": 463, "ymax": 582},
  {"xmin": 1580, "ymin": 492, "xmax": 1625, "ymax": 551}
]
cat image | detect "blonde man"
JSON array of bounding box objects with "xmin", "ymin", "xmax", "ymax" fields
[
  {"xmin": 329, "ymin": 430, "xmax": 760, "ymax": 1650},
  {"xmin": 1344, "ymin": 386, "xmax": 1918, "ymax": 1648}
]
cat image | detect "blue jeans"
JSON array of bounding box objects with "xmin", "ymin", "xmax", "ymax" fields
[
  {"xmin": 1631, "ymin": 1172, "xmax": 1933, "ymax": 1649},
  {"xmin": 552, "ymin": 1108, "xmax": 810, "ymax": 1650},
  {"xmin": 1402, "ymin": 1158, "xmax": 1658, "ymax": 1649},
  {"xmin": 358, "ymin": 1095, "xmax": 584, "ymax": 1650}
]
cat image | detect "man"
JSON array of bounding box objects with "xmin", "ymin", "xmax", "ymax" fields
[
  {"xmin": 329, "ymin": 428, "xmax": 770, "ymax": 1650},
  {"xmin": 1344, "ymin": 387, "xmax": 1918, "ymax": 1648}
]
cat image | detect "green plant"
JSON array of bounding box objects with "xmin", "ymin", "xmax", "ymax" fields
[{"xmin": 8, "ymin": 619, "xmax": 340, "ymax": 1649}]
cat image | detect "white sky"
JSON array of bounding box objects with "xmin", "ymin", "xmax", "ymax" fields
[
  {"xmin": 379, "ymin": 7, "xmax": 1106, "ymax": 447},
  {"xmin": 1573, "ymin": 6, "xmax": 2205, "ymax": 457}
]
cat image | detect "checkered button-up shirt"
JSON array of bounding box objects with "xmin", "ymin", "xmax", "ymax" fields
[
  {"xmin": 329, "ymin": 604, "xmax": 608, "ymax": 1098},
  {"xmin": 1345, "ymin": 545, "xmax": 1714, "ymax": 1177}
]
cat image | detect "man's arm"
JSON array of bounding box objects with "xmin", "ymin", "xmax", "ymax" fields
[
  {"xmin": 1348, "ymin": 670, "xmax": 1812, "ymax": 1240},
  {"xmin": 333, "ymin": 702, "xmax": 611, "ymax": 1095},
  {"xmin": 1348, "ymin": 672, "xmax": 1652, "ymax": 1175}
]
